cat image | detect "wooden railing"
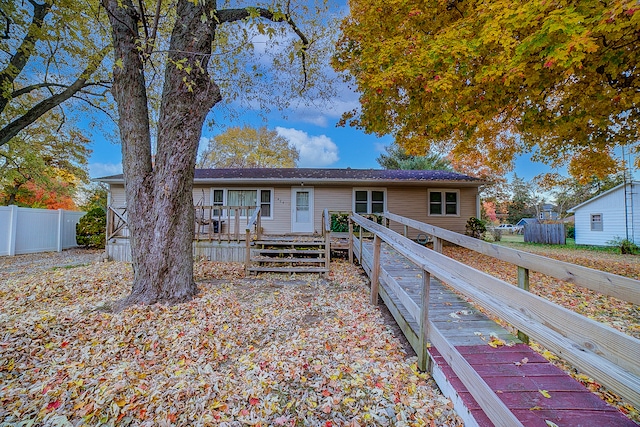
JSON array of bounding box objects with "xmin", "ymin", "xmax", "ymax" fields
[
  {"xmin": 106, "ymin": 204, "xmax": 259, "ymax": 243},
  {"xmin": 384, "ymin": 211, "xmax": 640, "ymax": 305},
  {"xmin": 106, "ymin": 206, "xmax": 128, "ymax": 240},
  {"xmin": 321, "ymin": 209, "xmax": 332, "ymax": 273},
  {"xmin": 244, "ymin": 207, "xmax": 262, "ymax": 274},
  {"xmin": 350, "ymin": 213, "xmax": 640, "ymax": 420}
]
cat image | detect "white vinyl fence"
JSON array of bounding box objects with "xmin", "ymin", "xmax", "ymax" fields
[{"xmin": 0, "ymin": 205, "xmax": 86, "ymax": 256}]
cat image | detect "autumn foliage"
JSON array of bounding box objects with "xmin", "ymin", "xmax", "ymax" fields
[{"xmin": 333, "ymin": 0, "xmax": 640, "ymax": 182}]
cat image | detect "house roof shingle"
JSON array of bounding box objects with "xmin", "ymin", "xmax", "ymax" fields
[{"xmin": 97, "ymin": 168, "xmax": 486, "ymax": 187}]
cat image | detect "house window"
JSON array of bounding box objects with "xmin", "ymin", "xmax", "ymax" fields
[
  {"xmin": 429, "ymin": 190, "xmax": 459, "ymax": 216},
  {"xmin": 591, "ymin": 213, "xmax": 603, "ymax": 231},
  {"xmin": 212, "ymin": 189, "xmax": 224, "ymax": 216},
  {"xmin": 223, "ymin": 189, "xmax": 273, "ymax": 219},
  {"xmin": 354, "ymin": 189, "xmax": 386, "ymax": 214},
  {"xmin": 260, "ymin": 190, "xmax": 271, "ymax": 217}
]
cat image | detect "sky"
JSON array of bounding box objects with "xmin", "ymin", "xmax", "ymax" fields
[{"xmin": 83, "ymin": 3, "xmax": 558, "ymax": 184}]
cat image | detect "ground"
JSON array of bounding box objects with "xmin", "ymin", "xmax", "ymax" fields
[
  {"xmin": 0, "ymin": 250, "xmax": 459, "ymax": 426},
  {"xmin": 1, "ymin": 244, "xmax": 638, "ymax": 425}
]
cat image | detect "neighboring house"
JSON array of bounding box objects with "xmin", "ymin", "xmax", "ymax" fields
[
  {"xmin": 538, "ymin": 203, "xmax": 559, "ymax": 220},
  {"xmin": 516, "ymin": 218, "xmax": 539, "ymax": 228},
  {"xmin": 567, "ymin": 181, "xmax": 640, "ymax": 246},
  {"xmin": 97, "ymin": 168, "xmax": 485, "ymax": 261}
]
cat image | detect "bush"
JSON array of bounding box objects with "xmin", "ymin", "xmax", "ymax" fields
[
  {"xmin": 607, "ymin": 237, "xmax": 640, "ymax": 255},
  {"xmin": 330, "ymin": 213, "xmax": 350, "ymax": 232},
  {"xmin": 465, "ymin": 217, "xmax": 486, "ymax": 239},
  {"xmin": 489, "ymin": 228, "xmax": 502, "ymax": 242},
  {"xmin": 76, "ymin": 207, "xmax": 106, "ymax": 248},
  {"xmin": 566, "ymin": 224, "xmax": 575, "ymax": 239}
]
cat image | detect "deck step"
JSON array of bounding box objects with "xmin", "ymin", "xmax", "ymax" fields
[
  {"xmin": 253, "ymin": 249, "xmax": 325, "ymax": 255},
  {"xmin": 253, "ymin": 240, "xmax": 325, "ymax": 246},
  {"xmin": 247, "ymin": 266, "xmax": 329, "ymax": 274},
  {"xmin": 251, "ymin": 257, "xmax": 326, "ymax": 264}
]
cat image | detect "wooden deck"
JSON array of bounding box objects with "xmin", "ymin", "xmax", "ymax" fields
[{"xmin": 356, "ymin": 239, "xmax": 637, "ymax": 427}]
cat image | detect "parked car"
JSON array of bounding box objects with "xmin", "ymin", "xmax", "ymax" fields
[{"xmin": 493, "ymin": 224, "xmax": 522, "ymax": 233}]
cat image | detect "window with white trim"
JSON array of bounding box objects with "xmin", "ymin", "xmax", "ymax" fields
[
  {"xmin": 590, "ymin": 213, "xmax": 603, "ymax": 231},
  {"xmin": 210, "ymin": 188, "xmax": 273, "ymax": 219},
  {"xmin": 353, "ymin": 189, "xmax": 386, "ymax": 214},
  {"xmin": 428, "ymin": 189, "xmax": 459, "ymax": 216}
]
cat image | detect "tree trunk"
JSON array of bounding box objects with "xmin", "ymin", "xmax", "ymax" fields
[{"xmin": 102, "ymin": 0, "xmax": 221, "ymax": 309}]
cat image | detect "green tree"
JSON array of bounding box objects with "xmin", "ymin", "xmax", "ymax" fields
[
  {"xmin": 376, "ymin": 142, "xmax": 452, "ymax": 171},
  {"xmin": 333, "ymin": 0, "xmax": 639, "ymax": 182},
  {"xmin": 506, "ymin": 174, "xmax": 535, "ymax": 224},
  {"xmin": 198, "ymin": 125, "xmax": 299, "ymax": 168},
  {"xmin": 102, "ymin": 0, "xmax": 331, "ymax": 309},
  {"xmin": 0, "ymin": 0, "xmax": 110, "ymax": 147}
]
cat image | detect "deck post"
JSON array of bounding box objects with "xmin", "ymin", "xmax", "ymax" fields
[
  {"xmin": 359, "ymin": 222, "xmax": 363, "ymax": 264},
  {"xmin": 403, "ymin": 224, "xmax": 408, "ymax": 238},
  {"xmin": 348, "ymin": 219, "xmax": 354, "ymax": 264},
  {"xmin": 517, "ymin": 266, "xmax": 530, "ymax": 344},
  {"xmin": 418, "ymin": 270, "xmax": 431, "ymax": 372},
  {"xmin": 433, "ymin": 236, "xmax": 443, "ymax": 253},
  {"xmin": 370, "ymin": 234, "xmax": 381, "ymax": 305},
  {"xmin": 245, "ymin": 229, "xmax": 251, "ymax": 275}
]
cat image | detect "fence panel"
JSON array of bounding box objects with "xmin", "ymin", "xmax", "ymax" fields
[
  {"xmin": 62, "ymin": 211, "xmax": 87, "ymax": 249},
  {"xmin": 0, "ymin": 206, "xmax": 13, "ymax": 256},
  {"xmin": 0, "ymin": 206, "xmax": 86, "ymax": 256},
  {"xmin": 524, "ymin": 223, "xmax": 566, "ymax": 245}
]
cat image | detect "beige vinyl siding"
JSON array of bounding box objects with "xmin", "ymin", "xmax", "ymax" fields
[
  {"xmin": 313, "ymin": 187, "xmax": 353, "ymax": 233},
  {"xmin": 108, "ymin": 183, "xmax": 479, "ymax": 237},
  {"xmin": 110, "ymin": 185, "xmax": 126, "ymax": 206},
  {"xmin": 386, "ymin": 186, "xmax": 478, "ymax": 237}
]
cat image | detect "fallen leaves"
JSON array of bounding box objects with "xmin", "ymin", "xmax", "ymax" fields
[{"xmin": 0, "ymin": 259, "xmax": 461, "ymax": 426}]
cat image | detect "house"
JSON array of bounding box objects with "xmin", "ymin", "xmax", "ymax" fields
[
  {"xmin": 97, "ymin": 168, "xmax": 486, "ymax": 261},
  {"xmin": 538, "ymin": 203, "xmax": 559, "ymax": 220},
  {"xmin": 515, "ymin": 217, "xmax": 539, "ymax": 230},
  {"xmin": 567, "ymin": 181, "xmax": 639, "ymax": 246}
]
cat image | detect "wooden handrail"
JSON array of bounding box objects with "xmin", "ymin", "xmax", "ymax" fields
[
  {"xmin": 245, "ymin": 207, "xmax": 262, "ymax": 275},
  {"xmin": 384, "ymin": 211, "xmax": 640, "ymax": 305},
  {"xmin": 351, "ymin": 213, "xmax": 640, "ymax": 409}
]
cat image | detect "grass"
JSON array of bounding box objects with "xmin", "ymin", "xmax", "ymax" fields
[{"xmin": 490, "ymin": 233, "xmax": 628, "ymax": 255}]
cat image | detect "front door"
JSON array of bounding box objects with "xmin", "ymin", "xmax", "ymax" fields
[{"xmin": 291, "ymin": 187, "xmax": 314, "ymax": 233}]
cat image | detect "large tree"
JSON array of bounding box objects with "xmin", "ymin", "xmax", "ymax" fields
[
  {"xmin": 333, "ymin": 0, "xmax": 639, "ymax": 182},
  {"xmin": 0, "ymin": 0, "xmax": 110, "ymax": 147},
  {"xmin": 198, "ymin": 125, "xmax": 299, "ymax": 168},
  {"xmin": 102, "ymin": 0, "xmax": 329, "ymax": 309}
]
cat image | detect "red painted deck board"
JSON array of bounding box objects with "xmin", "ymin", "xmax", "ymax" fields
[{"xmin": 428, "ymin": 345, "xmax": 637, "ymax": 426}]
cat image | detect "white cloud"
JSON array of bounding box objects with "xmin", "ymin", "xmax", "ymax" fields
[
  {"xmin": 276, "ymin": 127, "xmax": 339, "ymax": 167},
  {"xmin": 89, "ymin": 162, "xmax": 122, "ymax": 179},
  {"xmin": 374, "ymin": 142, "xmax": 388, "ymax": 153}
]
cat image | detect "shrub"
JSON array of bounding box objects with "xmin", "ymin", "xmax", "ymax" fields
[
  {"xmin": 465, "ymin": 217, "xmax": 486, "ymax": 239},
  {"xmin": 607, "ymin": 237, "xmax": 640, "ymax": 255},
  {"xmin": 76, "ymin": 207, "xmax": 106, "ymax": 248},
  {"xmin": 566, "ymin": 224, "xmax": 575, "ymax": 239},
  {"xmin": 489, "ymin": 228, "xmax": 502, "ymax": 242}
]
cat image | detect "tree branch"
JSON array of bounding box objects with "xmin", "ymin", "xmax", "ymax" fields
[
  {"xmin": 0, "ymin": 0, "xmax": 51, "ymax": 114},
  {"xmin": 0, "ymin": 7, "xmax": 10, "ymax": 39},
  {"xmin": 216, "ymin": 7, "xmax": 310, "ymax": 89},
  {"xmin": 0, "ymin": 45, "xmax": 110, "ymax": 147}
]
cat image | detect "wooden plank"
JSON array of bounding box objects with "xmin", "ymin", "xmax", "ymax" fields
[
  {"xmin": 353, "ymin": 214, "xmax": 640, "ymax": 407},
  {"xmin": 429, "ymin": 324, "xmax": 524, "ymax": 427},
  {"xmin": 371, "ymin": 235, "xmax": 381, "ymax": 306},
  {"xmin": 418, "ymin": 270, "xmax": 431, "ymax": 372},
  {"xmin": 384, "ymin": 211, "xmax": 640, "ymax": 305}
]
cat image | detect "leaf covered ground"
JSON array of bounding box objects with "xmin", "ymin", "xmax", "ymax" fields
[{"xmin": 0, "ymin": 258, "xmax": 461, "ymax": 427}]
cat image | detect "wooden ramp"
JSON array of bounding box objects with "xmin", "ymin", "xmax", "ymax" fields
[{"xmin": 356, "ymin": 239, "xmax": 637, "ymax": 427}]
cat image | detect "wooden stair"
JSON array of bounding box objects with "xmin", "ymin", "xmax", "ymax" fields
[{"xmin": 247, "ymin": 238, "xmax": 329, "ymax": 275}]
